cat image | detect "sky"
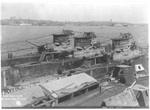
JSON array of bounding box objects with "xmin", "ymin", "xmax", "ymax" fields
[{"xmin": 1, "ymin": 1, "xmax": 149, "ymax": 23}]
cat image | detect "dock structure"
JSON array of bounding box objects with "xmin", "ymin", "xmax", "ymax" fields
[{"xmin": 1, "ymin": 30, "xmax": 149, "ymax": 108}]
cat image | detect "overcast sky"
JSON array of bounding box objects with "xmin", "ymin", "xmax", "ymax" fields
[{"xmin": 1, "ymin": 2, "xmax": 149, "ymax": 23}]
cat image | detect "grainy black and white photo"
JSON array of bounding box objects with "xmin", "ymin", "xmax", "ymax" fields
[{"xmin": 1, "ymin": 1, "xmax": 149, "ymax": 108}]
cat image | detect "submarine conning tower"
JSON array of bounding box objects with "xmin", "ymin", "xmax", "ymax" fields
[
  {"xmin": 74, "ymin": 32, "xmax": 97, "ymax": 49},
  {"xmin": 111, "ymin": 33, "xmax": 134, "ymax": 51},
  {"xmin": 53, "ymin": 30, "xmax": 74, "ymax": 44}
]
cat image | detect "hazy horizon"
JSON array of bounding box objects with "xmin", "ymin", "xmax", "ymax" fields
[{"xmin": 1, "ymin": 2, "xmax": 148, "ymax": 24}]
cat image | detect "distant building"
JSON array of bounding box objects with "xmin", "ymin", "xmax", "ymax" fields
[
  {"xmin": 20, "ymin": 23, "xmax": 32, "ymax": 26},
  {"xmin": 10, "ymin": 16, "xmax": 17, "ymax": 20},
  {"xmin": 123, "ymin": 23, "xmax": 128, "ymax": 27},
  {"xmin": 114, "ymin": 24, "xmax": 124, "ymax": 27},
  {"xmin": 114, "ymin": 23, "xmax": 128, "ymax": 27}
]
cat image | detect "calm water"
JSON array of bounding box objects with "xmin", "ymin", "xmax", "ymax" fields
[{"xmin": 1, "ymin": 25, "xmax": 148, "ymax": 58}]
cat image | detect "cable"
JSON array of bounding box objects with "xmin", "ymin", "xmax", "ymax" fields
[
  {"xmin": 1, "ymin": 47, "xmax": 36, "ymax": 54},
  {"xmin": 2, "ymin": 29, "xmax": 77, "ymax": 46},
  {"xmin": 1, "ymin": 42, "xmax": 54, "ymax": 54},
  {"xmin": 1, "ymin": 34, "xmax": 53, "ymax": 46}
]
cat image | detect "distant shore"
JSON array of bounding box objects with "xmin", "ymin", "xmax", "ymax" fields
[{"xmin": 1, "ymin": 19, "xmax": 148, "ymax": 27}]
